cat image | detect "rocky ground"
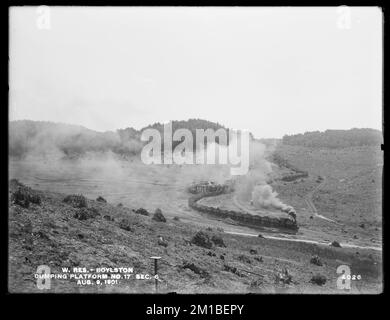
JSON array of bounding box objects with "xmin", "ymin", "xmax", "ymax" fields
[{"xmin": 8, "ymin": 179, "xmax": 382, "ymax": 294}]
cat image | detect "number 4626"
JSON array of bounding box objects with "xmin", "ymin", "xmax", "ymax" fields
[{"xmin": 336, "ymin": 265, "xmax": 361, "ymax": 290}]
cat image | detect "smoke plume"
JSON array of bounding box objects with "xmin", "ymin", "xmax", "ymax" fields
[{"xmin": 234, "ymin": 140, "xmax": 290, "ymax": 212}]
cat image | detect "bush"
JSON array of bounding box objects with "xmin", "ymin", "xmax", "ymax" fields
[
  {"xmin": 152, "ymin": 208, "xmax": 166, "ymax": 222},
  {"xmin": 249, "ymin": 278, "xmax": 264, "ymax": 288},
  {"xmin": 73, "ymin": 207, "xmax": 99, "ymax": 220},
  {"xmin": 310, "ymin": 255, "xmax": 323, "ymax": 266},
  {"xmin": 223, "ymin": 264, "xmax": 245, "ymax": 277},
  {"xmin": 158, "ymin": 236, "xmax": 168, "ymax": 247},
  {"xmin": 310, "ymin": 274, "xmax": 327, "ymax": 285},
  {"xmin": 211, "ymin": 234, "xmax": 226, "ymax": 247},
  {"xmin": 237, "ymin": 254, "xmax": 251, "ymax": 264},
  {"xmin": 282, "ymin": 128, "xmax": 382, "ymax": 148},
  {"xmin": 254, "ymin": 256, "xmax": 263, "ymax": 263},
  {"xmin": 11, "ymin": 186, "xmax": 41, "ymax": 208},
  {"xmin": 134, "ymin": 208, "xmax": 149, "ymax": 216},
  {"xmin": 96, "ymin": 196, "xmax": 107, "ymax": 203},
  {"xmin": 191, "ymin": 231, "xmax": 213, "ymax": 249},
  {"xmin": 330, "ymin": 241, "xmax": 342, "ymax": 248},
  {"xmin": 274, "ymin": 268, "xmax": 292, "ymax": 284},
  {"xmin": 119, "ymin": 218, "xmax": 134, "ymax": 232},
  {"xmin": 74, "ymin": 208, "xmax": 88, "ymax": 220},
  {"xmin": 103, "ymin": 215, "xmax": 114, "ymax": 221},
  {"xmin": 64, "ymin": 194, "xmax": 87, "ymax": 208},
  {"xmin": 182, "ymin": 261, "xmax": 209, "ymax": 278}
]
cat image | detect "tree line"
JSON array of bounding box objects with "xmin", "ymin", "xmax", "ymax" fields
[{"xmin": 282, "ymin": 128, "xmax": 382, "ymax": 148}]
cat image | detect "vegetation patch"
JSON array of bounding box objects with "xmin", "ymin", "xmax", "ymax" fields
[
  {"xmin": 63, "ymin": 194, "xmax": 87, "ymax": 208},
  {"xmin": 74, "ymin": 207, "xmax": 99, "ymax": 220},
  {"xmin": 181, "ymin": 261, "xmax": 210, "ymax": 278},
  {"xmin": 134, "ymin": 208, "xmax": 149, "ymax": 216},
  {"xmin": 96, "ymin": 196, "xmax": 107, "ymax": 203},
  {"xmin": 310, "ymin": 274, "xmax": 327, "ymax": 286},
  {"xmin": 152, "ymin": 208, "xmax": 166, "ymax": 222},
  {"xmin": 119, "ymin": 218, "xmax": 134, "ymax": 232},
  {"xmin": 211, "ymin": 234, "xmax": 226, "ymax": 247},
  {"xmin": 191, "ymin": 231, "xmax": 213, "ymax": 249},
  {"xmin": 310, "ymin": 255, "xmax": 323, "ymax": 266},
  {"xmin": 10, "ymin": 180, "xmax": 41, "ymax": 208}
]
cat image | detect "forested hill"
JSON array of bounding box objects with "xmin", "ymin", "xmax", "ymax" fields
[
  {"xmin": 282, "ymin": 128, "xmax": 382, "ymax": 148},
  {"xmin": 9, "ymin": 119, "xmax": 231, "ymax": 158}
]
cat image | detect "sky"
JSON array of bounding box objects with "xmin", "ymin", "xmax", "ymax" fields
[{"xmin": 9, "ymin": 6, "xmax": 383, "ymax": 138}]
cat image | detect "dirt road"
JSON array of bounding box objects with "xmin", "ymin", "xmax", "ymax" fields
[
  {"xmin": 225, "ymin": 230, "xmax": 382, "ymax": 252},
  {"xmin": 303, "ymin": 176, "xmax": 342, "ymax": 225}
]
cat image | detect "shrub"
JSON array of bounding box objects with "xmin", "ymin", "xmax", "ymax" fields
[
  {"xmin": 310, "ymin": 274, "xmax": 327, "ymax": 285},
  {"xmin": 158, "ymin": 236, "xmax": 168, "ymax": 247},
  {"xmin": 310, "ymin": 255, "xmax": 323, "ymax": 266},
  {"xmin": 96, "ymin": 196, "xmax": 107, "ymax": 203},
  {"xmin": 207, "ymin": 251, "xmax": 216, "ymax": 257},
  {"xmin": 330, "ymin": 241, "xmax": 341, "ymax": 248},
  {"xmin": 254, "ymin": 256, "xmax": 263, "ymax": 263},
  {"xmin": 63, "ymin": 194, "xmax": 87, "ymax": 208},
  {"xmin": 223, "ymin": 264, "xmax": 245, "ymax": 277},
  {"xmin": 274, "ymin": 268, "xmax": 292, "ymax": 284},
  {"xmin": 152, "ymin": 208, "xmax": 166, "ymax": 222},
  {"xmin": 211, "ymin": 234, "xmax": 226, "ymax": 247},
  {"xmin": 11, "ymin": 186, "xmax": 41, "ymax": 208},
  {"xmin": 237, "ymin": 254, "xmax": 251, "ymax": 264},
  {"xmin": 119, "ymin": 218, "xmax": 134, "ymax": 232},
  {"xmin": 249, "ymin": 278, "xmax": 264, "ymax": 288},
  {"xmin": 74, "ymin": 208, "xmax": 90, "ymax": 220},
  {"xmin": 191, "ymin": 231, "xmax": 213, "ymax": 249},
  {"xmin": 182, "ymin": 261, "xmax": 209, "ymax": 278},
  {"xmin": 134, "ymin": 208, "xmax": 149, "ymax": 216}
]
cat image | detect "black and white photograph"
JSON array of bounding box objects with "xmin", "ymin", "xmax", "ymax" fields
[{"xmin": 8, "ymin": 6, "xmax": 383, "ymax": 294}]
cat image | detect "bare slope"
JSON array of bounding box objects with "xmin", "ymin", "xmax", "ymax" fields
[{"xmin": 271, "ymin": 144, "xmax": 382, "ymax": 247}]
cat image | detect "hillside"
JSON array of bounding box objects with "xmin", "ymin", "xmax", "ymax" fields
[
  {"xmin": 282, "ymin": 128, "xmax": 382, "ymax": 148},
  {"xmin": 8, "ymin": 180, "xmax": 382, "ymax": 293},
  {"xmin": 269, "ymin": 142, "xmax": 382, "ymax": 250},
  {"xmin": 9, "ymin": 119, "xmax": 231, "ymax": 159}
]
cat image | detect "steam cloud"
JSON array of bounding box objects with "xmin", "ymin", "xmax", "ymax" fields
[
  {"xmin": 10, "ymin": 120, "xmax": 292, "ymax": 213},
  {"xmin": 234, "ymin": 140, "xmax": 290, "ymax": 212}
]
